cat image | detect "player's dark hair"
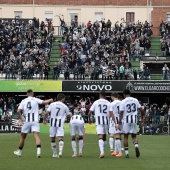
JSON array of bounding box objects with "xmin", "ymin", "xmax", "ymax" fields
[
  {"xmin": 111, "ymin": 92, "xmax": 119, "ymax": 98},
  {"xmin": 100, "ymin": 91, "xmax": 106, "ymax": 97},
  {"xmin": 123, "ymin": 89, "xmax": 131, "ymax": 95},
  {"xmin": 118, "ymin": 95, "xmax": 123, "ymax": 100},
  {"xmin": 57, "ymin": 94, "xmax": 65, "ymax": 101},
  {"xmin": 27, "ymin": 89, "xmax": 33, "ymax": 94}
]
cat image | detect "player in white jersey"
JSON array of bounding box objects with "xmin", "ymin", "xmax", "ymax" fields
[
  {"xmin": 118, "ymin": 89, "xmax": 144, "ymax": 158},
  {"xmin": 109, "ymin": 92, "xmax": 123, "ymax": 157},
  {"xmin": 14, "ymin": 89, "xmax": 53, "ymax": 158},
  {"xmin": 88, "ymin": 91, "xmax": 117, "ymax": 158},
  {"xmin": 69, "ymin": 114, "xmax": 85, "ymax": 157},
  {"xmin": 43, "ymin": 94, "xmax": 71, "ymax": 158}
]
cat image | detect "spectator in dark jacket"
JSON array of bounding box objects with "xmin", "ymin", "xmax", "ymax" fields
[
  {"xmin": 143, "ymin": 67, "xmax": 150, "ymax": 80},
  {"xmin": 53, "ymin": 64, "xmax": 60, "ymax": 80},
  {"xmin": 133, "ymin": 68, "xmax": 138, "ymax": 80},
  {"xmin": 79, "ymin": 65, "xmax": 85, "ymax": 80},
  {"xmin": 73, "ymin": 65, "xmax": 79, "ymax": 80}
]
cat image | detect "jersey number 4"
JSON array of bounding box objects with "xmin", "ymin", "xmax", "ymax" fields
[
  {"xmin": 98, "ymin": 104, "xmax": 107, "ymax": 114},
  {"xmin": 27, "ymin": 102, "xmax": 32, "ymax": 110}
]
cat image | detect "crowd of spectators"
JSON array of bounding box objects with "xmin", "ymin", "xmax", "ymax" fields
[
  {"xmin": 55, "ymin": 19, "xmax": 153, "ymax": 80},
  {"xmin": 160, "ymin": 21, "xmax": 170, "ymax": 56},
  {"xmin": 56, "ymin": 19, "xmax": 153, "ymax": 80},
  {"xmin": 0, "ymin": 18, "xmax": 53, "ymax": 80},
  {"xmin": 0, "ymin": 94, "xmax": 170, "ymax": 133},
  {"xmin": 0, "ymin": 95, "xmax": 17, "ymax": 122},
  {"xmin": 63, "ymin": 95, "xmax": 170, "ymax": 128}
]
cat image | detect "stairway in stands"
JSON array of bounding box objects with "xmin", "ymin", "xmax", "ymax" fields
[
  {"xmin": 130, "ymin": 60, "xmax": 141, "ymax": 72},
  {"xmin": 150, "ymin": 36, "xmax": 161, "ymax": 57},
  {"xmin": 149, "ymin": 36, "xmax": 162, "ymax": 80},
  {"xmin": 49, "ymin": 37, "xmax": 62, "ymax": 79},
  {"xmin": 150, "ymin": 74, "xmax": 162, "ymax": 80}
]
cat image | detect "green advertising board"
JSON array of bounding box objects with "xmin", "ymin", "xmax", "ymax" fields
[{"xmin": 0, "ymin": 80, "xmax": 62, "ymax": 92}]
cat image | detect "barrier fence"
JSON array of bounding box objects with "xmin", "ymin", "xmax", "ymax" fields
[
  {"xmin": 0, "ymin": 115, "xmax": 169, "ymax": 135},
  {"xmin": 0, "ymin": 80, "xmax": 170, "ymax": 93}
]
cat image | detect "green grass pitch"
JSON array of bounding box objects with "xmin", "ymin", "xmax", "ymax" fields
[{"xmin": 0, "ymin": 127, "xmax": 170, "ymax": 170}]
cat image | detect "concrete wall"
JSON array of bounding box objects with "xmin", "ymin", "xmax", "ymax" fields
[
  {"xmin": 0, "ymin": 5, "xmax": 150, "ymax": 25},
  {"xmin": 1, "ymin": 0, "xmax": 170, "ymax": 35}
]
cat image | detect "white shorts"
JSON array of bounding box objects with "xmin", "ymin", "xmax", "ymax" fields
[
  {"xmin": 123, "ymin": 123, "xmax": 137, "ymax": 134},
  {"xmin": 21, "ymin": 122, "xmax": 39, "ymax": 133},
  {"xmin": 109, "ymin": 126, "xmax": 122, "ymax": 134},
  {"xmin": 70, "ymin": 123, "xmax": 84, "ymax": 137},
  {"xmin": 50, "ymin": 126, "xmax": 64, "ymax": 137},
  {"xmin": 96, "ymin": 125, "xmax": 109, "ymax": 135},
  {"xmin": 109, "ymin": 126, "xmax": 114, "ymax": 134}
]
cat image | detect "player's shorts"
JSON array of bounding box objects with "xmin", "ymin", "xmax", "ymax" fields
[
  {"xmin": 70, "ymin": 123, "xmax": 84, "ymax": 137},
  {"xmin": 21, "ymin": 122, "xmax": 40, "ymax": 133},
  {"xmin": 50, "ymin": 126, "xmax": 64, "ymax": 137},
  {"xmin": 109, "ymin": 126, "xmax": 114, "ymax": 134},
  {"xmin": 96, "ymin": 125, "xmax": 109, "ymax": 135},
  {"xmin": 122, "ymin": 123, "xmax": 137, "ymax": 134},
  {"xmin": 109, "ymin": 125, "xmax": 122, "ymax": 134}
]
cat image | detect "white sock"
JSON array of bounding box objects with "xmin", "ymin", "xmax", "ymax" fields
[
  {"xmin": 104, "ymin": 141, "xmax": 107, "ymax": 152},
  {"xmin": 71, "ymin": 140, "xmax": 77, "ymax": 155},
  {"xmin": 98, "ymin": 139, "xmax": 104, "ymax": 155},
  {"xmin": 124, "ymin": 147, "xmax": 129, "ymax": 155},
  {"xmin": 79, "ymin": 139, "xmax": 83, "ymax": 154},
  {"xmin": 18, "ymin": 149, "xmax": 22, "ymax": 155},
  {"xmin": 134, "ymin": 143, "xmax": 139, "ymax": 148},
  {"xmin": 37, "ymin": 146, "xmax": 41, "ymax": 155},
  {"xmin": 109, "ymin": 137, "xmax": 114, "ymax": 150},
  {"xmin": 116, "ymin": 139, "xmax": 122, "ymax": 154},
  {"xmin": 114, "ymin": 139, "xmax": 117, "ymax": 152},
  {"xmin": 51, "ymin": 142, "xmax": 56, "ymax": 155},
  {"xmin": 59, "ymin": 140, "xmax": 64, "ymax": 154}
]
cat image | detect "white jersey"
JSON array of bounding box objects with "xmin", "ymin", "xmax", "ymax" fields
[
  {"xmin": 47, "ymin": 101, "xmax": 70, "ymax": 128},
  {"xmin": 90, "ymin": 98, "xmax": 110, "ymax": 125},
  {"xmin": 120, "ymin": 97, "xmax": 141, "ymax": 124},
  {"xmin": 109, "ymin": 100, "xmax": 121, "ymax": 125},
  {"xmin": 70, "ymin": 115, "xmax": 84, "ymax": 124},
  {"xmin": 18, "ymin": 96, "xmax": 43, "ymax": 123}
]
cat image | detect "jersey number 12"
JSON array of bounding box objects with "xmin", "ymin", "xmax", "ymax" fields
[{"xmin": 98, "ymin": 104, "xmax": 107, "ymax": 114}]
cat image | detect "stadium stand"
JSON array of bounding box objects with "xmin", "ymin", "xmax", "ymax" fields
[
  {"xmin": 56, "ymin": 19, "xmax": 153, "ymax": 80},
  {"xmin": 0, "ymin": 19, "xmax": 53, "ymax": 80}
]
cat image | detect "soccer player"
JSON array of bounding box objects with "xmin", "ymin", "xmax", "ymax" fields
[
  {"xmin": 88, "ymin": 91, "xmax": 116, "ymax": 158},
  {"xmin": 109, "ymin": 92, "xmax": 122, "ymax": 157},
  {"xmin": 14, "ymin": 89, "xmax": 53, "ymax": 158},
  {"xmin": 69, "ymin": 114, "xmax": 85, "ymax": 157},
  {"xmin": 118, "ymin": 89, "xmax": 144, "ymax": 158},
  {"xmin": 43, "ymin": 93, "xmax": 71, "ymax": 158}
]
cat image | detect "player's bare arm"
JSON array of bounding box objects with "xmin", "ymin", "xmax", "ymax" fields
[
  {"xmin": 139, "ymin": 107, "xmax": 144, "ymax": 124},
  {"xmin": 109, "ymin": 111, "xmax": 116, "ymax": 124},
  {"xmin": 67, "ymin": 113, "xmax": 72, "ymax": 119},
  {"xmin": 43, "ymin": 111, "xmax": 50, "ymax": 125},
  {"xmin": 42, "ymin": 98, "xmax": 53, "ymax": 105},
  {"xmin": 88, "ymin": 111, "xmax": 93, "ymax": 124},
  {"xmin": 118, "ymin": 111, "xmax": 123, "ymax": 130},
  {"xmin": 17, "ymin": 109, "xmax": 24, "ymax": 123}
]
